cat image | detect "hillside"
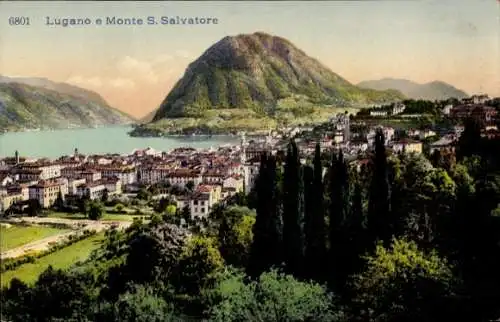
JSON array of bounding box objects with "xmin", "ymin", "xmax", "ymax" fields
[
  {"xmin": 133, "ymin": 32, "xmax": 404, "ymax": 136},
  {"xmin": 0, "ymin": 81, "xmax": 134, "ymax": 132},
  {"xmin": 357, "ymin": 78, "xmax": 468, "ymax": 100}
]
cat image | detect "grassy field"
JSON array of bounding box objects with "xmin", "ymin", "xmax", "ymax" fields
[
  {"xmin": 1, "ymin": 233, "xmax": 105, "ymax": 287},
  {"xmin": 47, "ymin": 212, "xmax": 147, "ymax": 222},
  {"xmin": 0, "ymin": 225, "xmax": 70, "ymax": 251}
]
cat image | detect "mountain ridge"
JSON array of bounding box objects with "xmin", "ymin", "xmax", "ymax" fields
[
  {"xmin": 0, "ymin": 76, "xmax": 135, "ymax": 132},
  {"xmin": 357, "ymin": 78, "xmax": 468, "ymax": 100}
]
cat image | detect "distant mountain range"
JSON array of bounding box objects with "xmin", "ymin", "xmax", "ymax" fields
[
  {"xmin": 0, "ymin": 76, "xmax": 135, "ymax": 132},
  {"xmin": 357, "ymin": 78, "xmax": 468, "ymax": 101}
]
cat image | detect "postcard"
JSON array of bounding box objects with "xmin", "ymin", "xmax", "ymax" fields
[{"xmin": 0, "ymin": 1, "xmax": 499, "ymax": 321}]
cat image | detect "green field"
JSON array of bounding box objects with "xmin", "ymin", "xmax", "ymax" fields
[
  {"xmin": 0, "ymin": 224, "xmax": 69, "ymax": 251},
  {"xmin": 1, "ymin": 233, "xmax": 105, "ymax": 287},
  {"xmin": 47, "ymin": 212, "xmax": 147, "ymax": 222}
]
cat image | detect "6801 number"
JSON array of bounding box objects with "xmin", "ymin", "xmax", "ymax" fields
[{"xmin": 8, "ymin": 17, "xmax": 30, "ymax": 25}]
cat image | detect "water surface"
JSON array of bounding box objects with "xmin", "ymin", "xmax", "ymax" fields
[{"xmin": 0, "ymin": 126, "xmax": 240, "ymax": 158}]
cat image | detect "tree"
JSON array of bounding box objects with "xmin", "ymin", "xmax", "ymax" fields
[
  {"xmin": 124, "ymin": 223, "xmax": 189, "ymax": 287},
  {"xmin": 217, "ymin": 206, "xmax": 256, "ymax": 268},
  {"xmin": 247, "ymin": 153, "xmax": 283, "ymax": 278},
  {"xmin": 137, "ymin": 188, "xmax": 151, "ymax": 201},
  {"xmin": 328, "ymin": 149, "xmax": 351, "ymax": 289},
  {"xmin": 101, "ymin": 188, "xmax": 109, "ymax": 203},
  {"xmin": 54, "ymin": 190, "xmax": 65, "ymax": 211},
  {"xmin": 367, "ymin": 129, "xmax": 392, "ymax": 247},
  {"xmin": 165, "ymin": 204, "xmax": 177, "ymax": 217},
  {"xmin": 351, "ymin": 239, "xmax": 457, "ymax": 322},
  {"xmin": 78, "ymin": 197, "xmax": 90, "ymax": 214},
  {"xmin": 283, "ymin": 140, "xmax": 305, "ymax": 276},
  {"xmin": 27, "ymin": 199, "xmax": 42, "ymax": 217},
  {"xmin": 185, "ymin": 180, "xmax": 195, "ymax": 191},
  {"xmin": 457, "ymin": 117, "xmax": 482, "ymax": 160},
  {"xmin": 173, "ymin": 236, "xmax": 224, "ymax": 296},
  {"xmin": 87, "ymin": 201, "xmax": 104, "ymax": 220},
  {"xmin": 304, "ymin": 143, "xmax": 327, "ymax": 281},
  {"xmin": 207, "ymin": 269, "xmax": 344, "ymax": 322},
  {"xmin": 95, "ymin": 284, "xmax": 177, "ymax": 322}
]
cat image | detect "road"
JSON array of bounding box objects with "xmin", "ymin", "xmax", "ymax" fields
[{"xmin": 0, "ymin": 217, "xmax": 132, "ymax": 260}]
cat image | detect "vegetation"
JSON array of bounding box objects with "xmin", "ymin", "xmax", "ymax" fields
[
  {"xmin": 0, "ymin": 225, "xmax": 69, "ymax": 251},
  {"xmin": 2, "ymin": 116, "xmax": 500, "ymax": 321},
  {"xmin": 0, "ymin": 80, "xmax": 133, "ymax": 132}
]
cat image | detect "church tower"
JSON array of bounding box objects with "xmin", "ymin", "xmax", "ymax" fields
[
  {"xmin": 240, "ymin": 131, "xmax": 246, "ymax": 164},
  {"xmin": 15, "ymin": 150, "xmax": 19, "ymax": 165}
]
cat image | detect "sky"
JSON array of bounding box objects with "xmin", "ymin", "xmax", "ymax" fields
[{"xmin": 0, "ymin": 0, "xmax": 498, "ymax": 118}]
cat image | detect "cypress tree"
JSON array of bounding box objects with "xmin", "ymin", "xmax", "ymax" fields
[
  {"xmin": 283, "ymin": 140, "xmax": 305, "ymax": 276},
  {"xmin": 247, "ymin": 153, "xmax": 282, "ymax": 277},
  {"xmin": 304, "ymin": 143, "xmax": 327, "ymax": 281},
  {"xmin": 303, "ymin": 165, "xmax": 316, "ymax": 278},
  {"xmin": 367, "ymin": 128, "xmax": 392, "ymax": 248},
  {"xmin": 328, "ymin": 149, "xmax": 350, "ymax": 289},
  {"xmin": 346, "ymin": 180, "xmax": 367, "ymax": 276}
]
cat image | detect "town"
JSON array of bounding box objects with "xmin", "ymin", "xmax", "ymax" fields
[{"xmin": 1, "ymin": 94, "xmax": 498, "ymax": 221}]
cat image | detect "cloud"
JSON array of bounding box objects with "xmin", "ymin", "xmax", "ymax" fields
[
  {"xmin": 109, "ymin": 78, "xmax": 136, "ymax": 89},
  {"xmin": 67, "ymin": 76, "xmax": 103, "ymax": 87},
  {"xmin": 174, "ymin": 50, "xmax": 195, "ymax": 60},
  {"xmin": 67, "ymin": 76, "xmax": 135, "ymax": 89},
  {"xmin": 153, "ymin": 54, "xmax": 174, "ymax": 64},
  {"xmin": 117, "ymin": 56, "xmax": 158, "ymax": 83}
]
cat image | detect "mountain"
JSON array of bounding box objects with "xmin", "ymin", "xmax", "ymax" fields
[
  {"xmin": 145, "ymin": 32, "xmax": 403, "ymax": 134},
  {"xmin": 357, "ymin": 78, "xmax": 468, "ymax": 100},
  {"xmin": 0, "ymin": 76, "xmax": 135, "ymax": 132}
]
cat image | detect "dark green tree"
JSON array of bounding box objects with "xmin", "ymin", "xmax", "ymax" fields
[
  {"xmin": 457, "ymin": 117, "xmax": 482, "ymax": 160},
  {"xmin": 247, "ymin": 153, "xmax": 283, "ymax": 278},
  {"xmin": 87, "ymin": 201, "xmax": 104, "ymax": 220},
  {"xmin": 283, "ymin": 140, "xmax": 305, "ymax": 276},
  {"xmin": 305, "ymin": 143, "xmax": 327, "ymax": 280},
  {"xmin": 101, "ymin": 188, "xmax": 109, "ymax": 203},
  {"xmin": 328, "ymin": 149, "xmax": 350, "ymax": 289},
  {"xmin": 54, "ymin": 190, "xmax": 65, "ymax": 211},
  {"xmin": 367, "ymin": 129, "xmax": 392, "ymax": 247}
]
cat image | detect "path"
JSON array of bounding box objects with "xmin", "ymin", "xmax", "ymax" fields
[{"xmin": 1, "ymin": 217, "xmax": 132, "ymax": 260}]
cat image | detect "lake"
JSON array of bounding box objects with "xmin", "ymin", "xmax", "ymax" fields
[{"xmin": 0, "ymin": 126, "xmax": 241, "ymax": 159}]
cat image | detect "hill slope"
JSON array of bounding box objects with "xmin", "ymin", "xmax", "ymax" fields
[
  {"xmin": 138, "ymin": 32, "xmax": 404, "ymax": 135},
  {"xmin": 0, "ymin": 80, "xmax": 134, "ymax": 132},
  {"xmin": 357, "ymin": 78, "xmax": 468, "ymax": 100}
]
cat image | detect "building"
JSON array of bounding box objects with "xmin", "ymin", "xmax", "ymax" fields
[
  {"xmin": 450, "ymin": 105, "xmax": 497, "ymax": 123},
  {"xmin": 429, "ymin": 135, "xmax": 457, "ymax": 154},
  {"xmin": 97, "ymin": 165, "xmax": 137, "ymax": 186},
  {"xmin": 76, "ymin": 182, "xmax": 107, "ymax": 200},
  {"xmin": 0, "ymin": 192, "xmax": 24, "ymax": 213},
  {"xmin": 68, "ymin": 178, "xmax": 87, "ymax": 195},
  {"xmin": 370, "ymin": 110, "xmax": 388, "ymax": 117},
  {"xmin": 442, "ymin": 104, "xmax": 453, "ymax": 115},
  {"xmin": 29, "ymin": 179, "xmax": 68, "ymax": 208},
  {"xmin": 16, "ymin": 162, "xmax": 61, "ymax": 181},
  {"xmin": 390, "ymin": 139, "xmax": 423, "ymax": 154},
  {"xmin": 166, "ymin": 170, "xmax": 202, "ymax": 187},
  {"xmin": 222, "ymin": 175, "xmax": 244, "ymax": 194},
  {"xmin": 392, "ymin": 103, "xmax": 406, "ymax": 115}
]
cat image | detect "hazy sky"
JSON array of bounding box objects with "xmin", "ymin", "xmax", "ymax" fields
[{"xmin": 1, "ymin": 1, "xmax": 498, "ymax": 118}]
